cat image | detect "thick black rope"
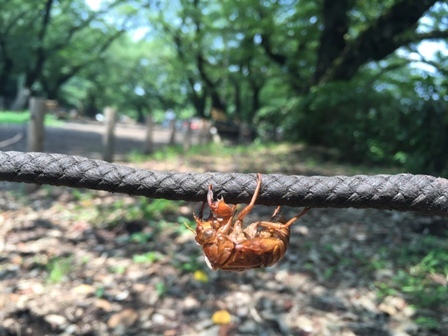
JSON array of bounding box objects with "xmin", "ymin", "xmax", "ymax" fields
[{"xmin": 1, "ymin": 151, "xmax": 447, "ymax": 216}]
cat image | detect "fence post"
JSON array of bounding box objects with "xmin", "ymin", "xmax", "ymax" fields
[
  {"xmin": 199, "ymin": 119, "xmax": 211, "ymax": 145},
  {"xmin": 27, "ymin": 97, "xmax": 46, "ymax": 152},
  {"xmin": 143, "ymin": 115, "xmax": 154, "ymax": 154},
  {"xmin": 103, "ymin": 107, "xmax": 116, "ymax": 162},
  {"xmin": 26, "ymin": 97, "xmax": 46, "ymax": 193},
  {"xmin": 168, "ymin": 119, "xmax": 176, "ymax": 146},
  {"xmin": 183, "ymin": 120, "xmax": 192, "ymax": 152},
  {"xmin": 238, "ymin": 122, "xmax": 251, "ymax": 145}
]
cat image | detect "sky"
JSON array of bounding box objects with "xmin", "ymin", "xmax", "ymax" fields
[{"xmin": 85, "ymin": 0, "xmax": 100, "ymax": 10}]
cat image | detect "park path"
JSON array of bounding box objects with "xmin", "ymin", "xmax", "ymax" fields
[{"xmin": 0, "ymin": 121, "xmax": 190, "ymax": 160}]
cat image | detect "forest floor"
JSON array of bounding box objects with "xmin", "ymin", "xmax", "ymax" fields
[{"xmin": 0, "ymin": 124, "xmax": 447, "ymax": 336}]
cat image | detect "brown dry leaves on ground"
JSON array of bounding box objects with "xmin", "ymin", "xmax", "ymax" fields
[{"xmin": 0, "ymin": 144, "xmax": 447, "ymax": 336}]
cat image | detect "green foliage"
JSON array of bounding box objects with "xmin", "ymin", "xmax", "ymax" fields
[
  {"xmin": 46, "ymin": 256, "xmax": 74, "ymax": 283},
  {"xmin": 172, "ymin": 254, "xmax": 204, "ymax": 273},
  {"xmin": 109, "ymin": 265, "xmax": 127, "ymax": 274},
  {"xmin": 95, "ymin": 286, "xmax": 105, "ymax": 298},
  {"xmin": 71, "ymin": 189, "xmax": 94, "ymax": 202},
  {"xmin": 155, "ymin": 281, "xmax": 167, "ymax": 297},
  {"xmin": 415, "ymin": 316, "xmax": 441, "ymax": 330},
  {"xmin": 394, "ymin": 236, "xmax": 448, "ymax": 306},
  {"xmin": 276, "ymin": 64, "xmax": 448, "ymax": 175},
  {"xmin": 140, "ymin": 199, "xmax": 178, "ymax": 219},
  {"xmin": 129, "ymin": 231, "xmax": 154, "ymax": 244},
  {"xmin": 176, "ymin": 216, "xmax": 196, "ymax": 235},
  {"xmin": 132, "ymin": 251, "xmax": 163, "ymax": 264},
  {"xmin": 1, "ymin": 0, "xmax": 447, "ymax": 173},
  {"xmin": 149, "ymin": 146, "xmax": 185, "ymax": 161}
]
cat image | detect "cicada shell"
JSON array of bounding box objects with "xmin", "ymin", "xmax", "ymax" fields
[{"xmin": 192, "ymin": 173, "xmax": 309, "ymax": 271}]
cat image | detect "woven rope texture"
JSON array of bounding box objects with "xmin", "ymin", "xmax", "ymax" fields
[{"xmin": 1, "ymin": 151, "xmax": 447, "ymax": 216}]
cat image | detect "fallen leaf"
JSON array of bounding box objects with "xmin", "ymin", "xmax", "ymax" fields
[
  {"xmin": 427, "ymin": 273, "xmax": 447, "ymax": 286},
  {"xmin": 212, "ymin": 310, "xmax": 231, "ymax": 325},
  {"xmin": 194, "ymin": 270, "xmax": 209, "ymax": 283},
  {"xmin": 72, "ymin": 284, "xmax": 95, "ymax": 295},
  {"xmin": 107, "ymin": 308, "xmax": 139, "ymax": 328},
  {"xmin": 44, "ymin": 314, "xmax": 67, "ymax": 327},
  {"xmin": 95, "ymin": 298, "xmax": 113, "ymax": 312}
]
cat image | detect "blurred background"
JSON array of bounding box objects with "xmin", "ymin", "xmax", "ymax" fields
[
  {"xmin": 0, "ymin": 0, "xmax": 447, "ymax": 173},
  {"xmin": 0, "ymin": 1, "xmax": 447, "ymax": 335}
]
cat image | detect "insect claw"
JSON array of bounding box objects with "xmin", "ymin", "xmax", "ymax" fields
[{"xmin": 198, "ymin": 201, "xmax": 206, "ymax": 218}]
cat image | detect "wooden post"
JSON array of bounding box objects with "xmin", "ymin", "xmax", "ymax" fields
[
  {"xmin": 103, "ymin": 107, "xmax": 116, "ymax": 162},
  {"xmin": 27, "ymin": 97, "xmax": 46, "ymax": 152},
  {"xmin": 199, "ymin": 119, "xmax": 208, "ymax": 145},
  {"xmin": 143, "ymin": 115, "xmax": 154, "ymax": 154},
  {"xmin": 26, "ymin": 97, "xmax": 46, "ymax": 193},
  {"xmin": 168, "ymin": 119, "xmax": 176, "ymax": 146},
  {"xmin": 238, "ymin": 122, "xmax": 250, "ymax": 145},
  {"xmin": 183, "ymin": 120, "xmax": 192, "ymax": 152}
]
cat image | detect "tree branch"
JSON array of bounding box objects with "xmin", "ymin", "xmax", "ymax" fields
[
  {"xmin": 397, "ymin": 29, "xmax": 448, "ymax": 45},
  {"xmin": 320, "ymin": 0, "xmax": 438, "ymax": 83}
]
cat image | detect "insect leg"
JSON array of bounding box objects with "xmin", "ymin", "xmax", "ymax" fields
[
  {"xmin": 258, "ymin": 207, "xmax": 310, "ymax": 230},
  {"xmin": 237, "ymin": 173, "xmax": 262, "ymax": 221},
  {"xmin": 198, "ymin": 201, "xmax": 206, "ymax": 219},
  {"xmin": 281, "ymin": 207, "xmax": 310, "ymax": 228}
]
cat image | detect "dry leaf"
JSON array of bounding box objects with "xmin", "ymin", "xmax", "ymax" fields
[
  {"xmin": 107, "ymin": 308, "xmax": 139, "ymax": 328},
  {"xmin": 212, "ymin": 310, "xmax": 231, "ymax": 325},
  {"xmin": 194, "ymin": 270, "xmax": 209, "ymax": 283}
]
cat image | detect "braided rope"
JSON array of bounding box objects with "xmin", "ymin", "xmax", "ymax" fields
[{"xmin": 1, "ymin": 151, "xmax": 447, "ymax": 216}]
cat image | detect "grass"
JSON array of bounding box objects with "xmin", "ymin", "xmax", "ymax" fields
[
  {"xmin": 46, "ymin": 256, "xmax": 74, "ymax": 283},
  {"xmin": 374, "ymin": 235, "xmax": 448, "ymax": 329},
  {"xmin": 132, "ymin": 251, "xmax": 163, "ymax": 264},
  {"xmin": 127, "ymin": 141, "xmax": 402, "ymax": 176},
  {"xmin": 128, "ymin": 142, "xmax": 277, "ymax": 162},
  {"xmin": 0, "ymin": 110, "xmax": 64, "ymax": 126}
]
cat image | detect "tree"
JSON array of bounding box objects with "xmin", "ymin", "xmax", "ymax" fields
[
  {"xmin": 0, "ymin": 0, "xmax": 148, "ymax": 109},
  {"xmin": 245, "ymin": 0, "xmax": 447, "ymax": 165},
  {"xmin": 62, "ymin": 34, "xmax": 187, "ymax": 121}
]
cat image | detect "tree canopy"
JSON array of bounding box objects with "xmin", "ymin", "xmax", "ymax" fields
[{"xmin": 0, "ymin": 0, "xmax": 447, "ymax": 174}]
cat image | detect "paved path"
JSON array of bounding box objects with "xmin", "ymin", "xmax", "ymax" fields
[{"xmin": 0, "ymin": 121, "xmax": 192, "ymax": 160}]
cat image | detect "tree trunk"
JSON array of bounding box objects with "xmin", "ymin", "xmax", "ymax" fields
[
  {"xmin": 11, "ymin": 87, "xmax": 31, "ymax": 111},
  {"xmin": 168, "ymin": 119, "xmax": 176, "ymax": 146}
]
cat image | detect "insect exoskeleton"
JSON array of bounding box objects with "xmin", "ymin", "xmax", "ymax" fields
[{"xmin": 192, "ymin": 173, "xmax": 310, "ymax": 271}]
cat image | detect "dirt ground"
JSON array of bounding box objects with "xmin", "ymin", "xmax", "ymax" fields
[{"xmin": 0, "ymin": 123, "xmax": 447, "ymax": 335}]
